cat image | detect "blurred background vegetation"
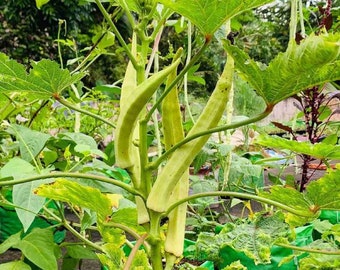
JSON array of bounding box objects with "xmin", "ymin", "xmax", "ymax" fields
[{"xmin": 0, "ymin": 0, "xmax": 338, "ymax": 116}]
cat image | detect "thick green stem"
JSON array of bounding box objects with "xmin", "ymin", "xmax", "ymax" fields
[
  {"xmin": 56, "ymin": 96, "xmax": 116, "ymax": 128},
  {"xmin": 164, "ymin": 191, "xmax": 313, "ymax": 218},
  {"xmin": 0, "ymin": 172, "xmax": 142, "ymax": 197},
  {"xmin": 148, "ymin": 211, "xmax": 163, "ymax": 270}
]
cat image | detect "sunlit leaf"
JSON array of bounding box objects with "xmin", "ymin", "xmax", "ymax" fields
[
  {"xmin": 196, "ymin": 212, "xmax": 291, "ymax": 264},
  {"xmin": 0, "ymin": 53, "xmax": 85, "ymax": 97},
  {"xmin": 158, "ymin": 0, "xmax": 274, "ymax": 35},
  {"xmin": 0, "ymin": 261, "xmax": 31, "ymax": 270},
  {"xmin": 255, "ymin": 134, "xmax": 340, "ymax": 159},
  {"xmin": 0, "ymin": 231, "xmax": 21, "ymax": 254},
  {"xmin": 224, "ymin": 33, "xmax": 340, "ymax": 105},
  {"xmin": 35, "ymin": 0, "xmax": 50, "ymax": 9},
  {"xmin": 260, "ymin": 167, "xmax": 340, "ymax": 226},
  {"xmin": 35, "ymin": 178, "xmax": 112, "ymax": 222}
]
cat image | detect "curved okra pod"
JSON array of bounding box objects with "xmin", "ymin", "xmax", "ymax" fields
[
  {"xmin": 115, "ymin": 58, "xmax": 181, "ymax": 169},
  {"xmin": 147, "ymin": 52, "xmax": 235, "ymax": 213},
  {"xmin": 160, "ymin": 49, "xmax": 189, "ymax": 259}
]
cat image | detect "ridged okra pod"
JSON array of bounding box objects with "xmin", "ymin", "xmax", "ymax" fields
[
  {"xmin": 147, "ymin": 52, "xmax": 235, "ymax": 213},
  {"xmin": 115, "ymin": 58, "xmax": 181, "ymax": 169},
  {"xmin": 160, "ymin": 49, "xmax": 189, "ymax": 259}
]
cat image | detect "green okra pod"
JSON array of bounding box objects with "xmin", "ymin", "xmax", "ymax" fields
[
  {"xmin": 115, "ymin": 58, "xmax": 181, "ymax": 169},
  {"xmin": 147, "ymin": 52, "xmax": 235, "ymax": 213}
]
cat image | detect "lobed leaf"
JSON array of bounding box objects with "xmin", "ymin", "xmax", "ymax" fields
[
  {"xmin": 158, "ymin": 0, "xmax": 274, "ymax": 35},
  {"xmin": 224, "ymin": 33, "xmax": 340, "ymax": 105},
  {"xmin": 0, "ymin": 53, "xmax": 85, "ymax": 98}
]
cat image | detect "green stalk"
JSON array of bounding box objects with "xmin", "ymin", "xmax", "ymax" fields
[
  {"xmin": 94, "ymin": 0, "xmax": 138, "ymax": 69},
  {"xmin": 277, "ymin": 243, "xmax": 340, "ymax": 255},
  {"xmin": 289, "ymin": 0, "xmax": 298, "ymax": 44},
  {"xmin": 0, "ymin": 172, "xmax": 141, "ymax": 197},
  {"xmin": 148, "ymin": 211, "xmax": 163, "ymax": 270},
  {"xmin": 222, "ymin": 20, "xmax": 234, "ymax": 190},
  {"xmin": 145, "ymin": 38, "xmax": 211, "ymax": 122},
  {"xmin": 55, "ymin": 96, "xmax": 116, "ymax": 128},
  {"xmin": 164, "ymin": 191, "xmax": 314, "ymax": 218},
  {"xmin": 183, "ymin": 20, "xmax": 195, "ymax": 124}
]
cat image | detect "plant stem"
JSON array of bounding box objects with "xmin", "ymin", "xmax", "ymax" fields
[
  {"xmin": 94, "ymin": 0, "xmax": 138, "ymax": 69},
  {"xmin": 164, "ymin": 191, "xmax": 313, "ymax": 218},
  {"xmin": 56, "ymin": 96, "xmax": 116, "ymax": 128},
  {"xmin": 0, "ymin": 172, "xmax": 142, "ymax": 197},
  {"xmin": 148, "ymin": 108, "xmax": 272, "ymax": 170},
  {"xmin": 289, "ymin": 0, "xmax": 298, "ymax": 43},
  {"xmin": 123, "ymin": 234, "xmax": 148, "ymax": 270},
  {"xmin": 145, "ymin": 37, "xmax": 211, "ymax": 122},
  {"xmin": 148, "ymin": 211, "xmax": 163, "ymax": 270},
  {"xmin": 277, "ymin": 243, "xmax": 340, "ymax": 255}
]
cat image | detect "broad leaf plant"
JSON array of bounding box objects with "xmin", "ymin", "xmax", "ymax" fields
[{"xmin": 0, "ymin": 0, "xmax": 339, "ymax": 269}]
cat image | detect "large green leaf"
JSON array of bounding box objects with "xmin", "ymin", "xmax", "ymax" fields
[
  {"xmin": 14, "ymin": 228, "xmax": 59, "ymax": 270},
  {"xmin": 0, "ymin": 158, "xmax": 52, "ymax": 232},
  {"xmin": 35, "ymin": 178, "xmax": 112, "ymax": 222},
  {"xmin": 0, "ymin": 261, "xmax": 31, "ymax": 270},
  {"xmin": 255, "ymin": 134, "xmax": 340, "ymax": 160},
  {"xmin": 224, "ymin": 33, "xmax": 340, "ymax": 105},
  {"xmin": 0, "ymin": 53, "xmax": 84, "ymax": 98},
  {"xmin": 260, "ymin": 167, "xmax": 340, "ymax": 226},
  {"xmin": 0, "ymin": 231, "xmax": 22, "ymax": 254},
  {"xmin": 196, "ymin": 212, "xmax": 291, "ymax": 264},
  {"xmin": 158, "ymin": 0, "xmax": 274, "ymax": 35},
  {"xmin": 7, "ymin": 124, "xmax": 51, "ymax": 163}
]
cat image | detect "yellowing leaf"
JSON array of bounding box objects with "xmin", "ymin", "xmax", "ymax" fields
[{"xmin": 106, "ymin": 194, "xmax": 123, "ymax": 209}]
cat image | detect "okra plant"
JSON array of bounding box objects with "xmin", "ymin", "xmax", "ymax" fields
[{"xmin": 0, "ymin": 0, "xmax": 340, "ymax": 269}]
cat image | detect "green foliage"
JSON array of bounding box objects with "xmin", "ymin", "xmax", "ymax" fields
[
  {"xmin": 196, "ymin": 212, "xmax": 291, "ymax": 264},
  {"xmin": 158, "ymin": 0, "xmax": 274, "ymax": 35},
  {"xmin": 255, "ymin": 134, "xmax": 340, "ymax": 160},
  {"xmin": 225, "ymin": 33, "xmax": 340, "ymax": 105}
]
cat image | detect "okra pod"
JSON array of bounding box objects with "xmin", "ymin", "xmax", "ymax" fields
[
  {"xmin": 147, "ymin": 53, "xmax": 235, "ymax": 213},
  {"xmin": 115, "ymin": 58, "xmax": 181, "ymax": 169},
  {"xmin": 161, "ymin": 49, "xmax": 189, "ymax": 258}
]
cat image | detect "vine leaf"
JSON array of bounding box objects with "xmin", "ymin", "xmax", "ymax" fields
[
  {"xmin": 224, "ymin": 33, "xmax": 340, "ymax": 105},
  {"xmin": 196, "ymin": 212, "xmax": 291, "ymax": 265},
  {"xmin": 0, "ymin": 53, "xmax": 85, "ymax": 98},
  {"xmin": 255, "ymin": 134, "xmax": 340, "ymax": 159},
  {"xmin": 158, "ymin": 0, "xmax": 274, "ymax": 35},
  {"xmin": 260, "ymin": 167, "xmax": 340, "ymax": 226}
]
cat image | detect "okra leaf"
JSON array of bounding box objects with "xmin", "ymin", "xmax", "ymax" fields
[
  {"xmin": 158, "ymin": 0, "xmax": 274, "ymax": 35},
  {"xmin": 0, "ymin": 261, "xmax": 31, "ymax": 270},
  {"xmin": 298, "ymin": 240, "xmax": 340, "ymax": 269},
  {"xmin": 14, "ymin": 228, "xmax": 59, "ymax": 270},
  {"xmin": 0, "ymin": 158, "xmax": 53, "ymax": 232},
  {"xmin": 196, "ymin": 212, "xmax": 291, "ymax": 265},
  {"xmin": 0, "ymin": 53, "xmax": 85, "ymax": 98},
  {"xmin": 255, "ymin": 134, "xmax": 340, "ymax": 159},
  {"xmin": 35, "ymin": 179, "xmax": 113, "ymax": 222},
  {"xmin": 6, "ymin": 124, "xmax": 51, "ymax": 163},
  {"xmin": 224, "ymin": 33, "xmax": 340, "ymax": 105},
  {"xmin": 260, "ymin": 167, "xmax": 340, "ymax": 226}
]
